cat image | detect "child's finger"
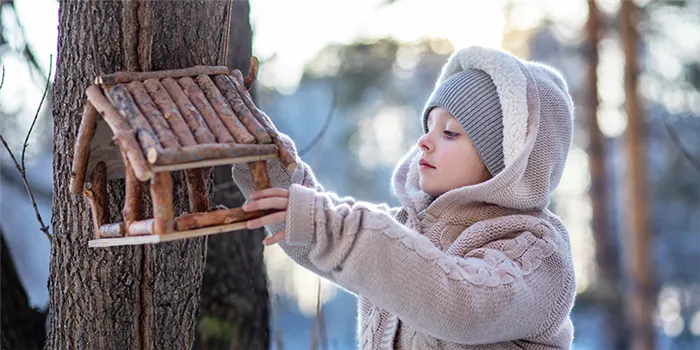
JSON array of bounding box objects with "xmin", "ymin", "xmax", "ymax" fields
[
  {"xmin": 250, "ymin": 187, "xmax": 289, "ymax": 200},
  {"xmin": 263, "ymin": 230, "xmax": 286, "ymax": 246},
  {"xmin": 242, "ymin": 197, "xmax": 288, "ymax": 212},
  {"xmin": 246, "ymin": 211, "xmax": 287, "ymax": 229}
]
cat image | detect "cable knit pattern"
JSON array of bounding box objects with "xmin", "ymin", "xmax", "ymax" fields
[{"xmin": 231, "ymin": 46, "xmax": 576, "ymax": 349}]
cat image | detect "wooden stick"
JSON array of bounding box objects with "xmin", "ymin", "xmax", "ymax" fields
[
  {"xmin": 83, "ymin": 161, "xmax": 108, "ymax": 239},
  {"xmin": 89, "ymin": 221, "xmax": 250, "ymax": 247},
  {"xmin": 95, "ymin": 65, "xmax": 230, "ymax": 85},
  {"xmin": 186, "ymin": 168, "xmax": 210, "ymax": 213},
  {"xmin": 104, "ymin": 84, "xmax": 163, "ymax": 163},
  {"xmin": 212, "ymin": 74, "xmax": 272, "ymax": 144},
  {"xmin": 161, "ymin": 77, "xmax": 230, "ymax": 144},
  {"xmin": 144, "ymin": 79, "xmax": 212, "ymax": 145},
  {"xmin": 248, "ymin": 161, "xmax": 271, "ymax": 191},
  {"xmin": 125, "ymin": 81, "xmax": 182, "ymax": 149},
  {"xmin": 176, "ymin": 77, "xmax": 243, "ymax": 144},
  {"xmin": 229, "ymin": 70, "xmax": 298, "ymax": 172},
  {"xmin": 196, "ymin": 74, "xmax": 264, "ymax": 144},
  {"xmin": 98, "ymin": 223, "xmax": 125, "ymax": 238},
  {"xmin": 128, "ymin": 219, "xmax": 155, "ymax": 236},
  {"xmin": 70, "ymin": 101, "xmax": 98, "ymax": 194},
  {"xmin": 179, "ymin": 76, "xmax": 255, "ymax": 144},
  {"xmin": 121, "ymin": 149, "xmax": 144, "ymax": 234},
  {"xmin": 174, "ymin": 207, "xmax": 267, "ymax": 231},
  {"xmin": 151, "ymin": 154, "xmax": 277, "ymax": 173},
  {"xmin": 244, "ymin": 56, "xmax": 259, "ymax": 90},
  {"xmin": 150, "ymin": 143, "xmax": 278, "ymax": 165},
  {"xmin": 85, "ymin": 85, "xmax": 152, "ymax": 181},
  {"xmin": 150, "ymin": 172, "xmax": 174, "ymax": 235}
]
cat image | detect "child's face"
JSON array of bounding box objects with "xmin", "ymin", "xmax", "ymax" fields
[{"xmin": 418, "ymin": 107, "xmax": 491, "ymax": 197}]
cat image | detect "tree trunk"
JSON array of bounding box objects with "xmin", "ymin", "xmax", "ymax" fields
[
  {"xmin": 585, "ymin": 2, "xmax": 627, "ymax": 349},
  {"xmin": 194, "ymin": 2, "xmax": 270, "ymax": 349},
  {"xmin": 49, "ymin": 2, "xmax": 232, "ymax": 348},
  {"xmin": 620, "ymin": 1, "xmax": 656, "ymax": 349},
  {"xmin": 1, "ymin": 230, "xmax": 46, "ymax": 350}
]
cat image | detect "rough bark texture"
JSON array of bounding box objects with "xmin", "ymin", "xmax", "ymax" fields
[
  {"xmin": 1, "ymin": 230, "xmax": 47, "ymax": 350},
  {"xmin": 194, "ymin": 2, "xmax": 270, "ymax": 349},
  {"xmin": 49, "ymin": 1, "xmax": 231, "ymax": 349}
]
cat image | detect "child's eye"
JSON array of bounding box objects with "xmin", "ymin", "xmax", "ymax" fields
[{"xmin": 443, "ymin": 130, "xmax": 459, "ymax": 138}]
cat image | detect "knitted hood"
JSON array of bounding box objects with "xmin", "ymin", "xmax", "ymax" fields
[{"xmin": 392, "ymin": 46, "xmax": 574, "ymax": 219}]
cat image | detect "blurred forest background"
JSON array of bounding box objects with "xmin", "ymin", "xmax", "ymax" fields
[{"xmin": 1, "ymin": 0, "xmax": 699, "ymax": 349}]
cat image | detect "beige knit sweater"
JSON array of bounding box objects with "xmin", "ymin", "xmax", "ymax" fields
[{"xmin": 233, "ymin": 53, "xmax": 576, "ymax": 349}]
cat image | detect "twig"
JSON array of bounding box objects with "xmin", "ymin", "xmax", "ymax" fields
[
  {"xmin": 661, "ymin": 113, "xmax": 700, "ymax": 173},
  {"xmin": 22, "ymin": 55, "xmax": 52, "ymax": 174},
  {"xmin": 0, "ymin": 65, "xmax": 5, "ymax": 90},
  {"xmin": 299, "ymin": 84, "xmax": 337, "ymax": 157},
  {"xmin": 0, "ymin": 55, "xmax": 53, "ymax": 240}
]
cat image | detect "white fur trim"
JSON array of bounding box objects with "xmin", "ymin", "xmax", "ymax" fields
[{"xmin": 436, "ymin": 47, "xmax": 529, "ymax": 167}]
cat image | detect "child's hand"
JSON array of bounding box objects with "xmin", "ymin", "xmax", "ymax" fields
[{"xmin": 241, "ymin": 188, "xmax": 289, "ymax": 246}]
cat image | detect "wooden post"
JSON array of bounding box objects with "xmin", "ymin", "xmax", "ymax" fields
[
  {"xmin": 174, "ymin": 207, "xmax": 267, "ymax": 231},
  {"xmin": 83, "ymin": 161, "xmax": 108, "ymax": 239},
  {"xmin": 621, "ymin": 2, "xmax": 655, "ymax": 349},
  {"xmin": 186, "ymin": 168, "xmax": 210, "ymax": 213},
  {"xmin": 70, "ymin": 101, "xmax": 99, "ymax": 194},
  {"xmin": 150, "ymin": 172, "xmax": 174, "ymax": 235},
  {"xmin": 121, "ymin": 150, "xmax": 144, "ymax": 236},
  {"xmin": 248, "ymin": 161, "xmax": 271, "ymax": 191}
]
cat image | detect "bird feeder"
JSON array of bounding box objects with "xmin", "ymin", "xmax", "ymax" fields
[{"xmin": 69, "ymin": 61, "xmax": 296, "ymax": 248}]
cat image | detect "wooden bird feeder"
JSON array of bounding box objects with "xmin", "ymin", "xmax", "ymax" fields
[{"xmin": 69, "ymin": 61, "xmax": 296, "ymax": 248}]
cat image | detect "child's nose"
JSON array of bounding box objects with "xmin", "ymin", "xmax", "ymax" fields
[{"xmin": 418, "ymin": 133, "xmax": 432, "ymax": 152}]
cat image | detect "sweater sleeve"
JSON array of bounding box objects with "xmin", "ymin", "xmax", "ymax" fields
[
  {"xmin": 230, "ymin": 132, "xmax": 401, "ymax": 283},
  {"xmin": 285, "ymin": 183, "xmax": 572, "ymax": 345}
]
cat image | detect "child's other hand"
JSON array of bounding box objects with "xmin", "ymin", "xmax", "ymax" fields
[{"xmin": 242, "ymin": 188, "xmax": 289, "ymax": 246}]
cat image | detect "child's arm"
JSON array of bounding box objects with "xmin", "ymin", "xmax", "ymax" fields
[
  {"xmin": 274, "ymin": 184, "xmax": 570, "ymax": 345},
  {"xmin": 232, "ymin": 132, "xmax": 402, "ymax": 281}
]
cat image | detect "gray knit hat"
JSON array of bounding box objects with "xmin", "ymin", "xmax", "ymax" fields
[{"xmin": 423, "ymin": 69, "xmax": 505, "ymax": 175}]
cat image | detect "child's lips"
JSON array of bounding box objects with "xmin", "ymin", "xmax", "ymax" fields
[{"xmin": 419, "ymin": 159, "xmax": 435, "ymax": 169}]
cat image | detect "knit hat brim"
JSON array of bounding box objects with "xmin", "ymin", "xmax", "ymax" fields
[{"xmin": 428, "ymin": 47, "xmax": 530, "ymax": 169}]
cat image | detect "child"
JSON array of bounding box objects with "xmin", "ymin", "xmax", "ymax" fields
[{"xmin": 233, "ymin": 46, "xmax": 576, "ymax": 349}]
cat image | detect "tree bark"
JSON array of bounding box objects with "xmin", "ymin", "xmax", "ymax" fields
[
  {"xmin": 1, "ymin": 230, "xmax": 47, "ymax": 350},
  {"xmin": 49, "ymin": 1, "xmax": 232, "ymax": 349},
  {"xmin": 620, "ymin": 2, "xmax": 656, "ymax": 349},
  {"xmin": 194, "ymin": 2, "xmax": 270, "ymax": 349}
]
